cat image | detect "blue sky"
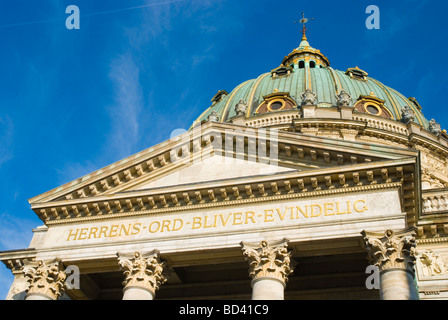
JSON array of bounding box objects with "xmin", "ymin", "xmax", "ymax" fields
[{"xmin": 0, "ymin": 0, "xmax": 447, "ymax": 299}]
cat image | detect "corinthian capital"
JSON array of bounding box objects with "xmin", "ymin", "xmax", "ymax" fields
[
  {"xmin": 23, "ymin": 259, "xmax": 66, "ymax": 300},
  {"xmin": 361, "ymin": 228, "xmax": 417, "ymax": 273},
  {"xmin": 117, "ymin": 251, "xmax": 167, "ymax": 296},
  {"xmin": 240, "ymin": 238, "xmax": 293, "ymax": 285}
]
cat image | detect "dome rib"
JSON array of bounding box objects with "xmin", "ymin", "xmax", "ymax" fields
[
  {"xmin": 327, "ymin": 67, "xmax": 342, "ymax": 95},
  {"xmin": 389, "ymin": 87, "xmax": 428, "ymax": 127},
  {"xmin": 368, "ymin": 77, "xmax": 403, "ymax": 121},
  {"xmin": 192, "ymin": 39, "xmax": 430, "ymax": 130},
  {"xmin": 220, "ymin": 79, "xmax": 253, "ymax": 121},
  {"xmin": 246, "ymin": 73, "xmax": 270, "ymax": 117}
]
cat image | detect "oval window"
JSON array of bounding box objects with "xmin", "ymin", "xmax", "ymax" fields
[
  {"xmin": 366, "ymin": 104, "xmax": 379, "ymax": 115},
  {"xmin": 269, "ymin": 101, "xmax": 283, "ymax": 110}
]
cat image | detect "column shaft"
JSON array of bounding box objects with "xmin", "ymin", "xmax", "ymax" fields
[
  {"xmin": 25, "ymin": 293, "xmax": 54, "ymax": 300},
  {"xmin": 252, "ymin": 278, "xmax": 285, "ymax": 300},
  {"xmin": 380, "ymin": 269, "xmax": 419, "ymax": 300},
  {"xmin": 122, "ymin": 286, "xmax": 155, "ymax": 300}
]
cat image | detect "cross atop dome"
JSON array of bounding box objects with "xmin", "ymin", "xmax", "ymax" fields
[{"xmin": 294, "ymin": 12, "xmax": 314, "ymax": 42}]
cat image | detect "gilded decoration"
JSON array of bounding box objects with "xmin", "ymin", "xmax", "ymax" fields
[
  {"xmin": 240, "ymin": 239, "xmax": 293, "ymax": 285},
  {"xmin": 354, "ymin": 94, "xmax": 392, "ymax": 119},
  {"xmin": 255, "ymin": 91, "xmax": 297, "ymax": 115}
]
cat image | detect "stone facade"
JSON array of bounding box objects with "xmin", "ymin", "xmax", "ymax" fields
[{"xmin": 2, "ymin": 31, "xmax": 448, "ymax": 300}]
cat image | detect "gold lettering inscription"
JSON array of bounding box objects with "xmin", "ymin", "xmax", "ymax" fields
[
  {"xmin": 245, "ymin": 211, "xmax": 256, "ymax": 224},
  {"xmin": 336, "ymin": 202, "xmax": 346, "ymax": 215},
  {"xmin": 310, "ymin": 204, "xmax": 322, "ymax": 217},
  {"xmin": 67, "ymin": 223, "xmax": 143, "ymax": 241},
  {"xmin": 131, "ymin": 223, "xmax": 141, "ymax": 235},
  {"xmin": 173, "ymin": 219, "xmax": 183, "ymax": 231},
  {"xmin": 354, "ymin": 200, "xmax": 367, "ymax": 212},
  {"xmin": 161, "ymin": 220, "xmax": 171, "ymax": 232},
  {"xmin": 276, "ymin": 207, "xmax": 293, "ymax": 221},
  {"xmin": 149, "ymin": 221, "xmax": 160, "ymax": 233},
  {"xmin": 233, "ymin": 212, "xmax": 243, "ymax": 225},
  {"xmin": 219, "ymin": 213, "xmax": 232, "ymax": 226},
  {"xmin": 67, "ymin": 228, "xmax": 79, "ymax": 241},
  {"xmin": 66, "ymin": 199, "xmax": 371, "ymax": 241},
  {"xmin": 264, "ymin": 209, "xmax": 274, "ymax": 222},
  {"xmin": 78, "ymin": 228, "xmax": 88, "ymax": 240},
  {"xmin": 119, "ymin": 224, "xmax": 130, "ymax": 236},
  {"xmin": 324, "ymin": 203, "xmax": 334, "ymax": 216},
  {"xmin": 192, "ymin": 217, "xmax": 202, "ymax": 229},
  {"xmin": 88, "ymin": 227, "xmax": 98, "ymax": 239},
  {"xmin": 296, "ymin": 206, "xmax": 308, "ymax": 218},
  {"xmin": 109, "ymin": 225, "xmax": 119, "ymax": 237},
  {"xmin": 203, "ymin": 215, "xmax": 214, "ymax": 228},
  {"xmin": 99, "ymin": 226, "xmax": 108, "ymax": 238}
]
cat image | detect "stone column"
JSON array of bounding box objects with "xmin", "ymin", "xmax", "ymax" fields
[
  {"xmin": 22, "ymin": 259, "xmax": 66, "ymax": 300},
  {"xmin": 117, "ymin": 250, "xmax": 167, "ymax": 300},
  {"xmin": 362, "ymin": 228, "xmax": 419, "ymax": 300},
  {"xmin": 240, "ymin": 238, "xmax": 293, "ymax": 300}
]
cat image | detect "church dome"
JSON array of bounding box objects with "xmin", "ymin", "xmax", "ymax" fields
[{"xmin": 193, "ymin": 35, "xmax": 431, "ymax": 131}]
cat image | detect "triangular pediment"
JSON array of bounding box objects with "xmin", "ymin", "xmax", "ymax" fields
[
  {"xmin": 130, "ymin": 155, "xmax": 296, "ymax": 191},
  {"xmin": 28, "ymin": 121, "xmax": 421, "ymax": 224}
]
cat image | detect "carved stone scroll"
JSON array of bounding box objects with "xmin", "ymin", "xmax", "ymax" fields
[
  {"xmin": 117, "ymin": 251, "xmax": 166, "ymax": 299},
  {"xmin": 361, "ymin": 228, "xmax": 417, "ymax": 273},
  {"xmin": 361, "ymin": 228, "xmax": 419, "ymax": 300},
  {"xmin": 240, "ymin": 238, "xmax": 293, "ymax": 285},
  {"xmin": 23, "ymin": 259, "xmax": 66, "ymax": 300}
]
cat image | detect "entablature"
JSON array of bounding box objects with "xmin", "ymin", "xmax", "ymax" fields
[{"xmin": 33, "ymin": 159, "xmax": 418, "ymax": 227}]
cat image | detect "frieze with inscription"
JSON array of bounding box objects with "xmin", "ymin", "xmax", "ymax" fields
[{"xmin": 39, "ymin": 190, "xmax": 402, "ymax": 247}]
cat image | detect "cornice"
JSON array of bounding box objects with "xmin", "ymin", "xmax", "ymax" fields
[
  {"xmin": 31, "ymin": 157, "xmax": 414, "ymax": 210},
  {"xmin": 409, "ymin": 133, "xmax": 448, "ymax": 157},
  {"xmin": 417, "ymin": 237, "xmax": 448, "ymax": 245},
  {"xmin": 0, "ymin": 248, "xmax": 37, "ymax": 273},
  {"xmin": 29, "ymin": 122, "xmax": 417, "ymax": 207},
  {"xmin": 37, "ymin": 158, "xmax": 416, "ymax": 226},
  {"xmin": 26, "ymin": 121, "xmax": 427, "ymax": 229},
  {"xmin": 43, "ymin": 183, "xmax": 404, "ymax": 226}
]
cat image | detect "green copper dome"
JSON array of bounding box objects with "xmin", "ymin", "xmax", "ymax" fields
[{"xmin": 193, "ymin": 37, "xmax": 430, "ymax": 129}]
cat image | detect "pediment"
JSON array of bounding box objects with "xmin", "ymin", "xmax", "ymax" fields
[
  {"xmin": 130, "ymin": 155, "xmax": 296, "ymax": 191},
  {"xmin": 28, "ymin": 122, "xmax": 421, "ymax": 224}
]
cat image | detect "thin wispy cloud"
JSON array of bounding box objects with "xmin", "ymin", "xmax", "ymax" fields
[
  {"xmin": 0, "ymin": 116, "xmax": 14, "ymax": 168},
  {"xmin": 107, "ymin": 52, "xmax": 144, "ymax": 159},
  {"xmin": 0, "ymin": 0, "xmax": 187, "ymax": 29},
  {"xmin": 0, "ymin": 212, "xmax": 37, "ymax": 250},
  {"xmin": 50, "ymin": 0, "xmax": 237, "ymax": 183},
  {"xmin": 56, "ymin": 0, "xmax": 180, "ymax": 182}
]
